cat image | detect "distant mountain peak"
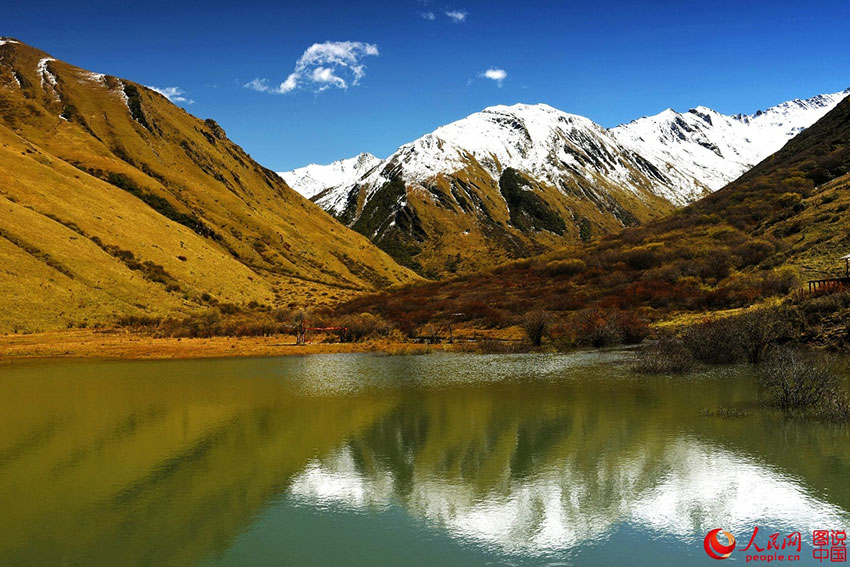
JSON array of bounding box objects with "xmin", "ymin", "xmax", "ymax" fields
[
  {"xmin": 611, "ymin": 89, "xmax": 848, "ymax": 190},
  {"xmin": 279, "ymin": 152, "xmax": 382, "ymax": 199},
  {"xmin": 481, "ymin": 102, "xmax": 566, "ymax": 115}
]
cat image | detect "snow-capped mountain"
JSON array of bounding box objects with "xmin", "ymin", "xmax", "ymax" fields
[
  {"xmin": 289, "ymin": 103, "xmax": 692, "ymax": 275},
  {"xmin": 317, "ymin": 103, "xmax": 701, "ymax": 213},
  {"xmin": 611, "ymin": 89, "xmax": 850, "ymax": 191},
  {"xmin": 279, "ymin": 152, "xmax": 381, "ymax": 199},
  {"xmin": 280, "ymin": 90, "xmax": 848, "ymax": 276}
]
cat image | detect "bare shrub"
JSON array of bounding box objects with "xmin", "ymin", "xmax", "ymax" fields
[
  {"xmin": 542, "ymin": 258, "xmax": 586, "ymax": 277},
  {"xmin": 733, "ymin": 307, "xmax": 801, "ymax": 363},
  {"xmin": 801, "ymin": 294, "xmax": 844, "ymax": 315},
  {"xmin": 681, "ymin": 306, "xmax": 801, "ymax": 364},
  {"xmin": 270, "ymin": 308, "xmax": 291, "ymax": 322},
  {"xmin": 611, "ymin": 310, "xmax": 650, "ymax": 344},
  {"xmin": 575, "ymin": 308, "xmax": 622, "ymax": 347},
  {"xmin": 337, "ymin": 313, "xmax": 393, "ymax": 342},
  {"xmin": 154, "ymin": 307, "xmax": 293, "ymax": 338},
  {"xmin": 622, "ymin": 245, "xmax": 660, "ymax": 270},
  {"xmin": 632, "ymin": 337, "xmax": 695, "ymax": 374},
  {"xmin": 417, "ymin": 323, "xmax": 442, "ymax": 343},
  {"xmin": 682, "ymin": 318, "xmax": 742, "ymax": 364},
  {"xmin": 760, "ymin": 347, "xmax": 850, "ymax": 419},
  {"xmin": 522, "ymin": 311, "xmax": 550, "ymax": 346},
  {"xmin": 760, "ymin": 267, "xmax": 800, "ymax": 296},
  {"xmin": 571, "ymin": 308, "xmax": 649, "ymax": 347},
  {"xmin": 549, "ymin": 323, "xmax": 577, "ymax": 350},
  {"xmin": 696, "ymin": 250, "xmax": 732, "ymax": 280},
  {"xmin": 115, "ymin": 315, "xmax": 162, "ymax": 328},
  {"xmin": 734, "ymin": 239, "xmax": 776, "ymax": 268},
  {"xmin": 164, "ymin": 309, "xmax": 222, "ymax": 338}
]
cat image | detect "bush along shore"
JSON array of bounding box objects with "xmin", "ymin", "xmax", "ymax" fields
[
  {"xmin": 115, "ymin": 304, "xmax": 395, "ymax": 343},
  {"xmin": 632, "ymin": 302, "xmax": 850, "ymax": 422}
]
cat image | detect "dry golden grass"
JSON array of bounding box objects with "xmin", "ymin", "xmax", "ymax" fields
[
  {"xmin": 0, "ymin": 329, "xmax": 422, "ymax": 360},
  {"xmin": 0, "ymin": 40, "xmax": 418, "ymax": 332}
]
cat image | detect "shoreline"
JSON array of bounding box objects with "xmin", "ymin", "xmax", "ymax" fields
[{"xmin": 0, "ymin": 329, "xmax": 443, "ymax": 362}]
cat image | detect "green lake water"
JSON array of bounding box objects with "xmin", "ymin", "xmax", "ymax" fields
[{"xmin": 0, "ymin": 350, "xmax": 848, "ymax": 566}]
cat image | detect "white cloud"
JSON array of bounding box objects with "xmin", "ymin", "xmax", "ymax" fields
[
  {"xmin": 480, "ymin": 68, "xmax": 507, "ymax": 87},
  {"xmin": 420, "ymin": 11, "xmax": 436, "ymax": 20},
  {"xmin": 245, "ymin": 41, "xmax": 379, "ymax": 95},
  {"xmin": 445, "ymin": 9, "xmax": 467, "ymax": 22},
  {"xmin": 148, "ymin": 86, "xmax": 194, "ymax": 104},
  {"xmin": 244, "ymin": 78, "xmax": 272, "ymax": 93}
]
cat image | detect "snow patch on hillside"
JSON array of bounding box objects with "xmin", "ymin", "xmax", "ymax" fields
[
  {"xmin": 37, "ymin": 58, "xmax": 57, "ymax": 88},
  {"xmin": 116, "ymin": 79, "xmax": 130, "ymax": 108},
  {"xmin": 36, "ymin": 57, "xmax": 61, "ymax": 101},
  {"xmin": 78, "ymin": 70, "xmax": 106, "ymax": 85}
]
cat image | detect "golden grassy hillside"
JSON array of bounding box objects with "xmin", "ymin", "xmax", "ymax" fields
[{"xmin": 0, "ymin": 39, "xmax": 417, "ymax": 332}]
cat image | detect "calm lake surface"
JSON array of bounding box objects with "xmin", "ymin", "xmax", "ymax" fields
[{"xmin": 1, "ymin": 350, "xmax": 848, "ymax": 566}]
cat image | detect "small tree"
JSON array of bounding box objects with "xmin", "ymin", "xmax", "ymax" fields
[
  {"xmin": 522, "ymin": 311, "xmax": 549, "ymax": 347},
  {"xmin": 294, "ymin": 309, "xmax": 307, "ymax": 345}
]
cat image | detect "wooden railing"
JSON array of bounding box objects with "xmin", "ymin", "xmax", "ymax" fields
[{"xmin": 808, "ymin": 277, "xmax": 850, "ymax": 293}]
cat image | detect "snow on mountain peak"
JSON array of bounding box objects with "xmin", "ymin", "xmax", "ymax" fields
[
  {"xmin": 279, "ymin": 152, "xmax": 381, "ymax": 199},
  {"xmin": 380, "ymin": 101, "xmax": 616, "ymax": 187},
  {"xmin": 301, "ymin": 99, "xmax": 705, "ymax": 218},
  {"xmin": 285, "ymin": 89, "xmax": 848, "ymax": 217},
  {"xmin": 611, "ymin": 89, "xmax": 849, "ymax": 191}
]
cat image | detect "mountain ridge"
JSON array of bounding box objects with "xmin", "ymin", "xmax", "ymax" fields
[
  {"xmin": 280, "ymin": 91, "xmax": 847, "ymax": 276},
  {"xmin": 611, "ymin": 88, "xmax": 849, "ymax": 192},
  {"xmin": 284, "ymin": 90, "xmax": 849, "ymax": 202},
  {"xmin": 322, "ymin": 102, "xmax": 680, "ymax": 275},
  {"xmin": 280, "ymin": 152, "xmax": 381, "ymax": 200}
]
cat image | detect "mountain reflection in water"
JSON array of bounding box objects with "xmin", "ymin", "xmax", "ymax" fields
[{"xmin": 0, "ymin": 352, "xmax": 847, "ymax": 566}]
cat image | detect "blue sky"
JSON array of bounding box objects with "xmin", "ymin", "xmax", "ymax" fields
[{"xmin": 5, "ymin": 0, "xmax": 850, "ymax": 170}]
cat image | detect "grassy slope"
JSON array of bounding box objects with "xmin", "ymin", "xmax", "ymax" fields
[
  {"xmin": 0, "ymin": 40, "xmax": 417, "ymax": 332},
  {"xmin": 337, "ymin": 94, "xmax": 850, "ymax": 331}
]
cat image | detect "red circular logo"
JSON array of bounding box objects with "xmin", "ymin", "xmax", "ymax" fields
[{"xmin": 704, "ymin": 528, "xmax": 737, "ymax": 560}]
